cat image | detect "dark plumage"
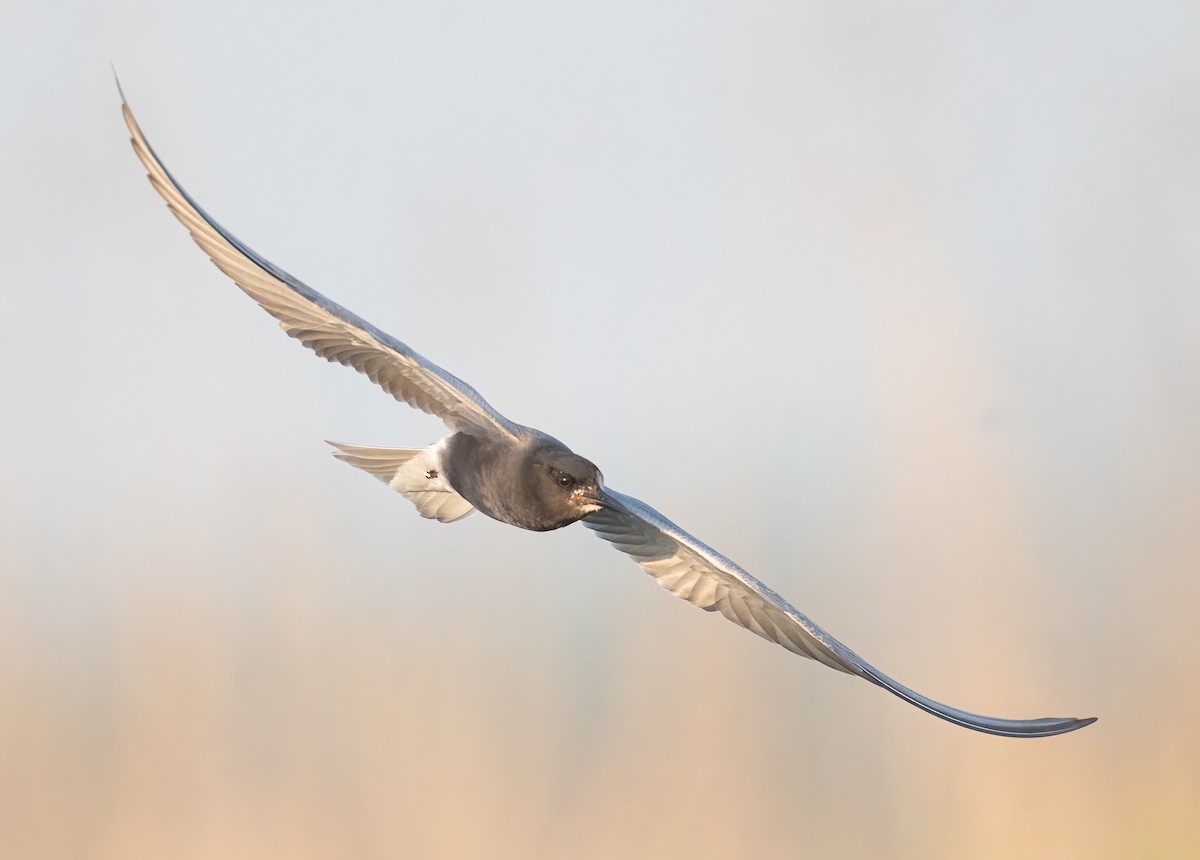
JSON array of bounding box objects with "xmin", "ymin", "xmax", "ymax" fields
[
  {"xmin": 120, "ymin": 81, "xmax": 1096, "ymax": 739},
  {"xmin": 442, "ymin": 431, "xmax": 605, "ymax": 532}
]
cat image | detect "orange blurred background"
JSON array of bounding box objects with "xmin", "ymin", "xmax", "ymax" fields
[{"xmin": 2, "ymin": 3, "xmax": 1197, "ymax": 857}]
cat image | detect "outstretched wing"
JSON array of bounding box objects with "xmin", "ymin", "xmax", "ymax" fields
[
  {"xmin": 120, "ymin": 85, "xmax": 518, "ymax": 441},
  {"xmin": 584, "ymin": 489, "xmax": 1096, "ymax": 738}
]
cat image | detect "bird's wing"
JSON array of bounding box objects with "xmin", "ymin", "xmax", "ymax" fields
[
  {"xmin": 120, "ymin": 87, "xmax": 519, "ymax": 441},
  {"xmin": 584, "ymin": 489, "xmax": 1096, "ymax": 738}
]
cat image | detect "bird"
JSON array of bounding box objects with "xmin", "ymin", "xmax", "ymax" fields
[{"xmin": 119, "ymin": 83, "xmax": 1096, "ymax": 739}]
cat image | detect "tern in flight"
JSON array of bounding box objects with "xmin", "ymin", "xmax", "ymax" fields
[{"xmin": 120, "ymin": 84, "xmax": 1095, "ymax": 738}]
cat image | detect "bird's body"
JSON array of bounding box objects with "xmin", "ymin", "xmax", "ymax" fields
[
  {"xmin": 443, "ymin": 430, "xmax": 606, "ymax": 531},
  {"xmin": 336, "ymin": 429, "xmax": 605, "ymax": 532},
  {"xmin": 119, "ymin": 81, "xmax": 1096, "ymax": 739}
]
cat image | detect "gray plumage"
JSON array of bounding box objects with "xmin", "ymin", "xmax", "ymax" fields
[{"xmin": 120, "ymin": 82, "xmax": 1096, "ymax": 739}]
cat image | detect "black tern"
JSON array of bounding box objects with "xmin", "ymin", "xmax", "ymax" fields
[{"xmin": 120, "ymin": 87, "xmax": 1096, "ymax": 738}]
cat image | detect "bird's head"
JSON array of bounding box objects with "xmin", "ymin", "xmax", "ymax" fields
[
  {"xmin": 540, "ymin": 449, "xmax": 606, "ymax": 515},
  {"xmin": 525, "ymin": 444, "xmax": 608, "ymax": 528}
]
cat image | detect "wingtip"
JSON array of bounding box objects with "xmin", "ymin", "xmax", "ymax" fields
[
  {"xmin": 957, "ymin": 712, "xmax": 1097, "ymax": 739},
  {"xmin": 859, "ymin": 664, "xmax": 1100, "ymax": 738},
  {"xmin": 113, "ymin": 67, "xmax": 142, "ymax": 145},
  {"xmin": 1034, "ymin": 715, "xmax": 1098, "ymax": 738},
  {"xmin": 1050, "ymin": 715, "xmax": 1099, "ymax": 735},
  {"xmin": 111, "ymin": 62, "xmax": 127, "ymax": 104},
  {"xmin": 987, "ymin": 713, "xmax": 1098, "ymax": 738}
]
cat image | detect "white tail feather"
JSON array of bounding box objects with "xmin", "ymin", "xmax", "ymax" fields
[{"xmin": 327, "ymin": 440, "xmax": 475, "ymax": 523}]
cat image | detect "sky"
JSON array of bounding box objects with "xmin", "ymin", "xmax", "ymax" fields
[{"xmin": 1, "ymin": 2, "xmax": 1198, "ymax": 858}]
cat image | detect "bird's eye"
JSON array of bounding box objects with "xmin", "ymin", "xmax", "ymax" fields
[{"xmin": 557, "ymin": 474, "xmax": 575, "ymax": 488}]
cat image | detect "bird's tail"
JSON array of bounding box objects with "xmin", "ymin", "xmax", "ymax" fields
[{"xmin": 327, "ymin": 440, "xmax": 475, "ymax": 524}]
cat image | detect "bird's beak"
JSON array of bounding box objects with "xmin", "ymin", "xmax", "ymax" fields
[{"xmin": 576, "ymin": 488, "xmax": 619, "ymax": 512}]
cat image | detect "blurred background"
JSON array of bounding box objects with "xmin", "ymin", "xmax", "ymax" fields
[{"xmin": 2, "ymin": 2, "xmax": 1197, "ymax": 857}]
